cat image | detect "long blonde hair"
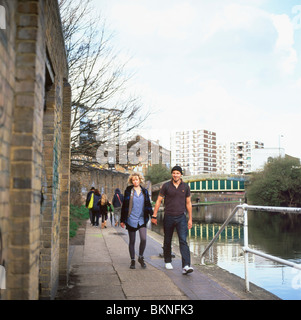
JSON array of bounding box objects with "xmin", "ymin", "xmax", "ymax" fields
[
  {"xmin": 100, "ymin": 194, "xmax": 108, "ymax": 205},
  {"xmin": 128, "ymin": 172, "xmax": 145, "ymax": 185}
]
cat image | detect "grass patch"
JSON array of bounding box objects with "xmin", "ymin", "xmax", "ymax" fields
[{"xmin": 69, "ymin": 204, "xmax": 90, "ymax": 238}]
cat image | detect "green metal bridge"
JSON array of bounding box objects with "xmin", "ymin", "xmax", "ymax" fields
[{"xmin": 152, "ymin": 174, "xmax": 247, "ymax": 193}]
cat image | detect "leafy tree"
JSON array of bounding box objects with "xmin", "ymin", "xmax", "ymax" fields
[
  {"xmin": 145, "ymin": 164, "xmax": 171, "ymax": 185},
  {"xmin": 246, "ymin": 156, "xmax": 301, "ymax": 207}
]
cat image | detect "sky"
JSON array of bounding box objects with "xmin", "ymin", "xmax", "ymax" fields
[{"xmin": 92, "ymin": 0, "xmax": 301, "ymax": 158}]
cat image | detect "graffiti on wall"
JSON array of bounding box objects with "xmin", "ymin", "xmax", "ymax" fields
[
  {"xmin": 0, "ymin": 76, "xmax": 5, "ymax": 131},
  {"xmin": 51, "ymin": 79, "xmax": 63, "ymax": 218}
]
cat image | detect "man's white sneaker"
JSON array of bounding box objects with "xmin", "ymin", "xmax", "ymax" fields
[
  {"xmin": 165, "ymin": 263, "xmax": 173, "ymax": 270},
  {"xmin": 182, "ymin": 265, "xmax": 194, "ymax": 274}
]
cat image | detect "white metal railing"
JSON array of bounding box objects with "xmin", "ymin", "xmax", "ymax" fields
[{"xmin": 200, "ymin": 204, "xmax": 301, "ymax": 292}]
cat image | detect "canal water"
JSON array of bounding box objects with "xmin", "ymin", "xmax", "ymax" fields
[{"xmin": 150, "ymin": 203, "xmax": 301, "ymax": 300}]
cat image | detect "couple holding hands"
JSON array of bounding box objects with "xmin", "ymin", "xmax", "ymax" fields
[{"xmin": 120, "ymin": 166, "xmax": 193, "ymax": 275}]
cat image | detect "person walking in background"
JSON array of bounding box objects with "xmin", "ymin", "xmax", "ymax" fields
[
  {"xmin": 86, "ymin": 187, "xmax": 95, "ymax": 226},
  {"xmin": 152, "ymin": 166, "xmax": 194, "ymax": 275},
  {"xmin": 99, "ymin": 194, "xmax": 110, "ymax": 229},
  {"xmin": 112, "ymin": 188, "xmax": 124, "ymax": 227},
  {"xmin": 108, "ymin": 202, "xmax": 114, "ymax": 226},
  {"xmin": 91, "ymin": 189, "xmax": 101, "ymax": 227},
  {"xmin": 121, "ymin": 173, "xmax": 153, "ymax": 269}
]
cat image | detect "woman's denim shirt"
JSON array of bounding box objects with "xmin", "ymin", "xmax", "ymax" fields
[
  {"xmin": 127, "ymin": 190, "xmax": 145, "ymax": 228},
  {"xmin": 121, "ymin": 185, "xmax": 153, "ymax": 225}
]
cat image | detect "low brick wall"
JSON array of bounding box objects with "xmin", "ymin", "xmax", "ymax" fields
[{"xmin": 71, "ymin": 168, "xmax": 130, "ymax": 206}]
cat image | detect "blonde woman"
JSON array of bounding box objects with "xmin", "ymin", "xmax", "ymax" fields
[
  {"xmin": 99, "ymin": 194, "xmax": 110, "ymax": 228},
  {"xmin": 121, "ymin": 173, "xmax": 154, "ymax": 269}
]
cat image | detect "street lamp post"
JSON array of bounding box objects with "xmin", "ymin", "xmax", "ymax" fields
[{"xmin": 279, "ymin": 134, "xmax": 284, "ymax": 156}]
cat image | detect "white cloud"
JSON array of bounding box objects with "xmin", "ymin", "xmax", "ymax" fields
[
  {"xmin": 110, "ymin": 2, "xmax": 196, "ymax": 39},
  {"xmin": 272, "ymin": 14, "xmax": 298, "ymax": 74},
  {"xmin": 142, "ymin": 80, "xmax": 263, "ymax": 144},
  {"xmin": 92, "ymin": 0, "xmax": 301, "ymax": 159},
  {"xmin": 203, "ymin": 4, "xmax": 270, "ymax": 41},
  {"xmin": 295, "ymin": 78, "xmax": 301, "ymax": 88},
  {"xmin": 261, "ymin": 111, "xmax": 301, "ymax": 157}
]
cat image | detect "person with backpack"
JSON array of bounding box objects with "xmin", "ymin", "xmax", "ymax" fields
[
  {"xmin": 112, "ymin": 188, "xmax": 124, "ymax": 227},
  {"xmin": 151, "ymin": 166, "xmax": 194, "ymax": 275},
  {"xmin": 91, "ymin": 189, "xmax": 101, "ymax": 227},
  {"xmin": 86, "ymin": 187, "xmax": 95, "ymax": 226}
]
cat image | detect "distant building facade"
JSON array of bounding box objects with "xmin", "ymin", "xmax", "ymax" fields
[
  {"xmin": 216, "ymin": 144, "xmax": 229, "ymax": 174},
  {"xmin": 229, "ymin": 141, "xmax": 264, "ymax": 174},
  {"xmin": 171, "ymin": 129, "xmax": 217, "ymax": 175},
  {"xmin": 115, "ymin": 135, "xmax": 171, "ymax": 175}
]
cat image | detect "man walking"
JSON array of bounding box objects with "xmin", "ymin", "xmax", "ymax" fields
[{"xmin": 151, "ymin": 166, "xmax": 193, "ymax": 274}]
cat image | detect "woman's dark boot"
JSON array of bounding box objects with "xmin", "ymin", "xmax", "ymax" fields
[
  {"xmin": 138, "ymin": 256, "xmax": 146, "ymax": 268},
  {"xmin": 130, "ymin": 259, "xmax": 135, "ymax": 269}
]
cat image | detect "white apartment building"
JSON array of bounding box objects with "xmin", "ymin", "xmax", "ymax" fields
[
  {"xmin": 229, "ymin": 141, "xmax": 264, "ymax": 174},
  {"xmin": 170, "ymin": 129, "xmax": 217, "ymax": 175},
  {"xmin": 216, "ymin": 144, "xmax": 230, "ymax": 174},
  {"xmin": 217, "ymin": 141, "xmax": 285, "ymax": 175}
]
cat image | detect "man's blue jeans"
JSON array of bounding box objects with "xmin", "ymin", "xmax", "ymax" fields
[{"xmin": 163, "ymin": 213, "xmax": 191, "ymax": 268}]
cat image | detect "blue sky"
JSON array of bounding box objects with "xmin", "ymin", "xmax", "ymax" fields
[{"xmin": 93, "ymin": 0, "xmax": 301, "ymax": 158}]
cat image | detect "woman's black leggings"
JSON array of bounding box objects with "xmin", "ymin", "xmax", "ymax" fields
[{"xmin": 128, "ymin": 227, "xmax": 147, "ymax": 260}]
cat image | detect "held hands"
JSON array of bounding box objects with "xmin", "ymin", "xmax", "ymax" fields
[
  {"xmin": 121, "ymin": 218, "xmax": 157, "ymax": 227},
  {"xmin": 151, "ymin": 216, "xmax": 157, "ymax": 225},
  {"xmin": 120, "ymin": 216, "xmax": 189, "ymax": 228}
]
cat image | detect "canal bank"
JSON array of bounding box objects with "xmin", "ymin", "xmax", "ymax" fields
[
  {"xmin": 189, "ymin": 203, "xmax": 301, "ymax": 300},
  {"xmin": 147, "ymin": 226, "xmax": 280, "ymax": 300},
  {"xmin": 56, "ymin": 220, "xmax": 279, "ymax": 301}
]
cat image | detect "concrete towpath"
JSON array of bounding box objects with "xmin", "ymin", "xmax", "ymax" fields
[{"xmin": 56, "ymin": 220, "xmax": 280, "ymax": 301}]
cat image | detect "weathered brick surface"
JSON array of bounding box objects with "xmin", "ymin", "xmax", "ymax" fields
[
  {"xmin": 71, "ymin": 169, "xmax": 130, "ymax": 207},
  {"xmin": 0, "ymin": 0, "xmax": 17, "ymax": 301},
  {"xmin": 0, "ymin": 0, "xmax": 71, "ymax": 300}
]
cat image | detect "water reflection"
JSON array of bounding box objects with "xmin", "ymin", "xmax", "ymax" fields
[
  {"xmin": 150, "ymin": 203, "xmax": 301, "ymax": 300},
  {"xmin": 248, "ymin": 210, "xmax": 301, "ymax": 260},
  {"xmin": 150, "ymin": 203, "xmax": 244, "ymax": 265},
  {"xmin": 192, "ymin": 203, "xmax": 243, "ymax": 225}
]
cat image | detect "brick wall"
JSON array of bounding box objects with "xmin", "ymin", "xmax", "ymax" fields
[
  {"xmin": 59, "ymin": 81, "xmax": 71, "ymax": 289},
  {"xmin": 0, "ymin": 0, "xmax": 16, "ymax": 300},
  {"xmin": 71, "ymin": 169, "xmax": 130, "ymax": 207},
  {"xmin": 0, "ymin": 0, "xmax": 71, "ymax": 300}
]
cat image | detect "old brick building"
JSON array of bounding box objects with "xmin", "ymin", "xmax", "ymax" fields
[{"xmin": 0, "ymin": 0, "xmax": 71, "ymax": 299}]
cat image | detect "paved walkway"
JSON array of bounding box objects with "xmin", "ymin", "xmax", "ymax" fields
[{"xmin": 56, "ymin": 220, "xmax": 280, "ymax": 301}]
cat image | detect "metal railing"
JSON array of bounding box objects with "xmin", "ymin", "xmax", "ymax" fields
[{"xmin": 200, "ymin": 204, "xmax": 301, "ymax": 292}]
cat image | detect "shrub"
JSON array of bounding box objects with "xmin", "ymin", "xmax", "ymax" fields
[
  {"xmin": 69, "ymin": 205, "xmax": 89, "ymax": 238},
  {"xmin": 246, "ymin": 156, "xmax": 301, "ymax": 207}
]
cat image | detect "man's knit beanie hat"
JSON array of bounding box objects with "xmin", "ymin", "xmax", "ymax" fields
[{"xmin": 171, "ymin": 166, "xmax": 183, "ymax": 175}]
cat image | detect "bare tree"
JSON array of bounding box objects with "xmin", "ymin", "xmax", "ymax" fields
[{"xmin": 59, "ymin": 0, "xmax": 149, "ymax": 172}]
